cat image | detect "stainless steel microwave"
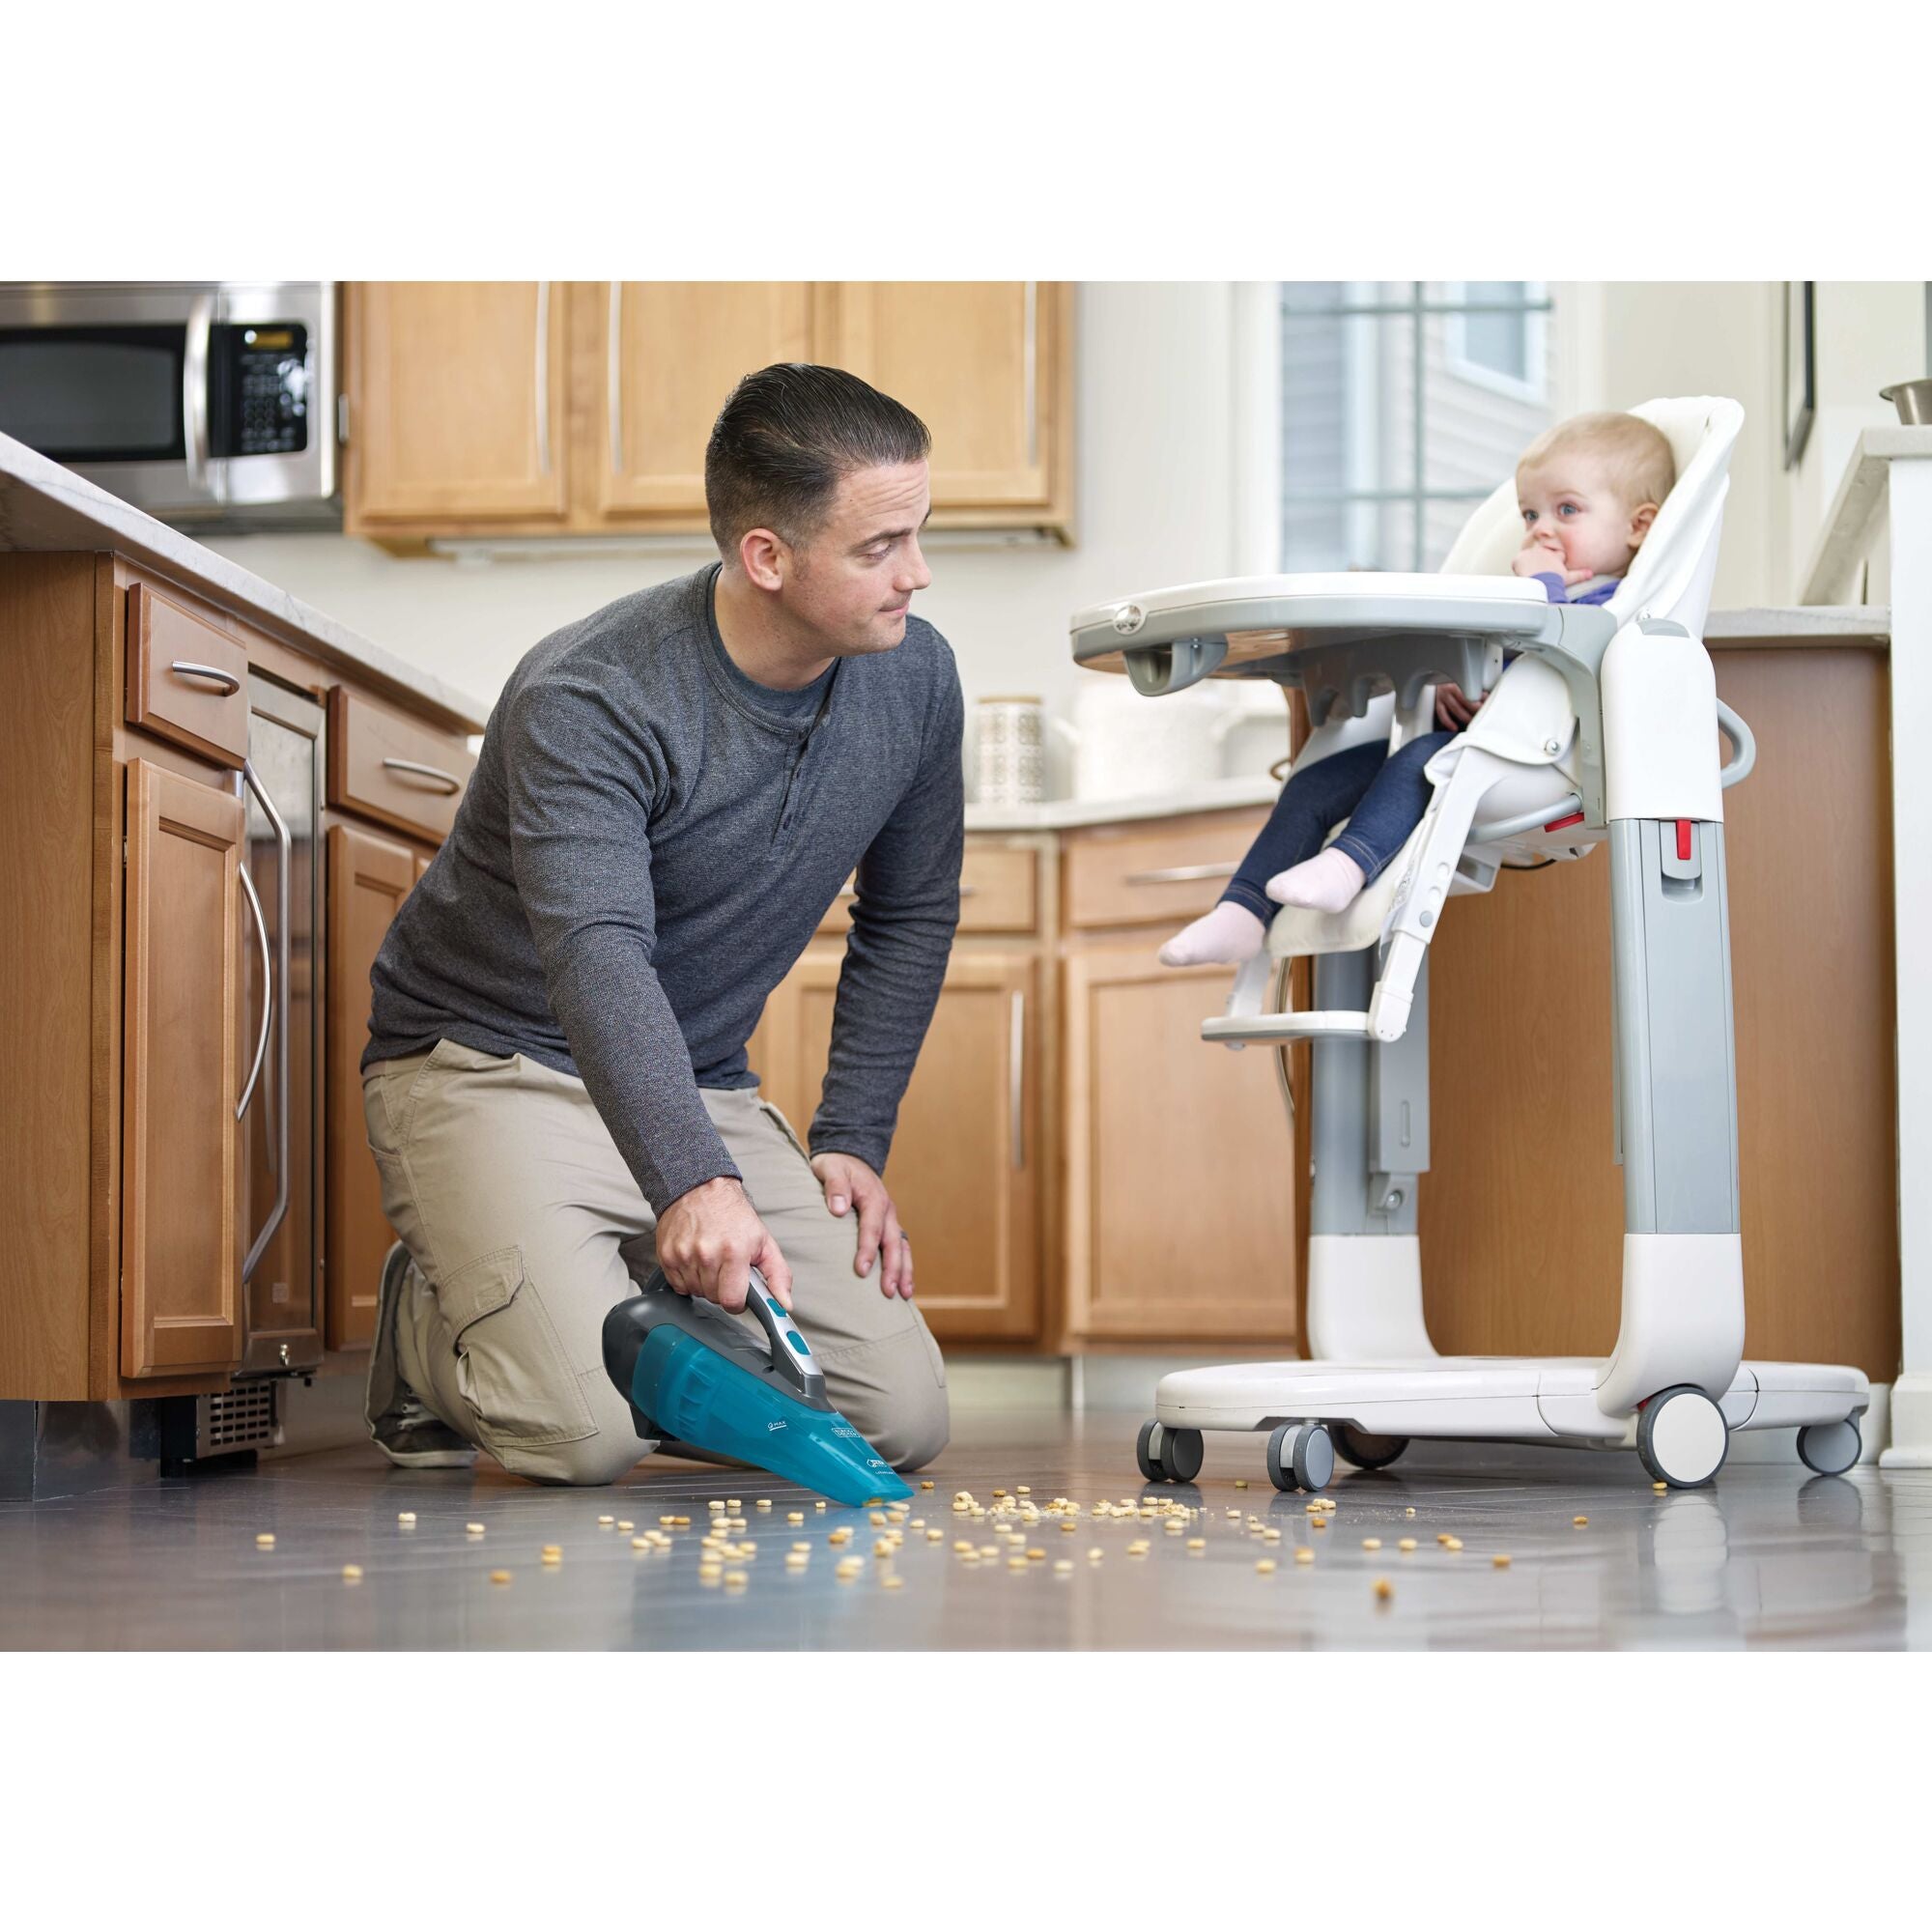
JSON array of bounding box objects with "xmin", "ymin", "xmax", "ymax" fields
[{"xmin": 0, "ymin": 282, "xmax": 338, "ymax": 526}]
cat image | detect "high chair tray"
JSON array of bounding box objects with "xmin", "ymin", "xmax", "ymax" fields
[{"xmin": 1070, "ymin": 570, "xmax": 1556, "ymax": 671}]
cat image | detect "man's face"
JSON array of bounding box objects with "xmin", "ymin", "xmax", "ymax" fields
[
  {"xmin": 1517, "ymin": 453, "xmax": 1655, "ymax": 580},
  {"xmin": 782, "ymin": 461, "xmax": 934, "ymax": 657}
]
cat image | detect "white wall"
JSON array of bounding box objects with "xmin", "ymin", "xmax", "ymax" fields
[
  {"xmin": 210, "ymin": 283, "xmax": 1291, "ymax": 790},
  {"xmin": 1556, "ymin": 280, "xmax": 1925, "ymax": 607}
]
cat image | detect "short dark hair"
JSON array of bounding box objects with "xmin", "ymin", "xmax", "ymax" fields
[{"xmin": 704, "ymin": 363, "xmax": 931, "ymax": 557}]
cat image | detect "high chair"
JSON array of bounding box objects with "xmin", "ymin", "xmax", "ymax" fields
[{"xmin": 1068, "ymin": 397, "xmax": 1870, "ymax": 1490}]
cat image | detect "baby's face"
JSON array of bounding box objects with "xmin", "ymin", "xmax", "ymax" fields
[{"xmin": 1516, "ymin": 453, "xmax": 1657, "ymax": 580}]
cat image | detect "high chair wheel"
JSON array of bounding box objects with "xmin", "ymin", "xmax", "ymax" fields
[
  {"xmin": 1135, "ymin": 1420, "xmax": 1163, "ymax": 1483},
  {"xmin": 1334, "ymin": 1425, "xmax": 1408, "ymax": 1471},
  {"xmin": 1796, "ymin": 1418, "xmax": 1861, "ymax": 1476},
  {"xmin": 1157, "ymin": 1426, "xmax": 1205, "ymax": 1485},
  {"xmin": 1636, "ymin": 1385, "xmax": 1729, "ymax": 1489},
  {"xmin": 1266, "ymin": 1422, "xmax": 1334, "ymax": 1494}
]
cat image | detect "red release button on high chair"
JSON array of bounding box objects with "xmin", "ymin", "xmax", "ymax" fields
[{"xmin": 1677, "ymin": 818, "xmax": 1693, "ymax": 862}]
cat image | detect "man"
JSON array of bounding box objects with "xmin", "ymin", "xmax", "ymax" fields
[{"xmin": 358, "ymin": 363, "xmax": 961, "ymax": 1486}]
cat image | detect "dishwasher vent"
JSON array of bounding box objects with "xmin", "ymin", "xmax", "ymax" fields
[
  {"xmin": 203, "ymin": 1384, "xmax": 281, "ymax": 1452},
  {"xmin": 157, "ymin": 1383, "xmax": 286, "ymax": 1470}
]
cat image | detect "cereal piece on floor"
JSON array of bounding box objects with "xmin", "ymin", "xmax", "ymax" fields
[
  {"xmin": 397, "ymin": 1512, "xmax": 416, "ymax": 1524},
  {"xmin": 254, "ymin": 1533, "xmax": 275, "ymax": 1548},
  {"xmin": 1574, "ymin": 1515, "xmax": 1590, "ymax": 1526},
  {"xmin": 540, "ymin": 1545, "xmax": 562, "ymax": 1565},
  {"xmin": 1361, "ymin": 1538, "xmax": 1382, "ymax": 1550},
  {"xmin": 1088, "ymin": 1547, "xmax": 1103, "ymax": 1563},
  {"xmin": 1256, "ymin": 1559, "xmax": 1277, "ymax": 1575},
  {"xmin": 341, "ymin": 1563, "xmax": 363, "ymax": 1580},
  {"xmin": 1404, "ymin": 1506, "xmax": 1416, "ymax": 1518},
  {"xmin": 1398, "ymin": 1538, "xmax": 1417, "ymax": 1552},
  {"xmin": 1373, "ymin": 1577, "xmax": 1393, "ymax": 1603},
  {"xmin": 489, "ymin": 1570, "xmax": 512, "ymax": 1585},
  {"xmin": 597, "ymin": 1515, "xmax": 614, "ymax": 1526},
  {"xmin": 632, "ymin": 1537, "xmax": 649, "ymax": 1550},
  {"xmin": 1235, "ymin": 1479, "xmax": 1249, "ymax": 1490},
  {"xmin": 466, "ymin": 1522, "xmax": 486, "ymax": 1536},
  {"xmin": 1492, "ymin": 1553, "xmax": 1512, "ymax": 1568},
  {"xmin": 1293, "ymin": 1548, "xmax": 1315, "ymax": 1566},
  {"xmin": 788, "ymin": 1512, "xmax": 805, "ymax": 1525},
  {"xmin": 1653, "ymin": 1482, "xmax": 1669, "ymax": 1493}
]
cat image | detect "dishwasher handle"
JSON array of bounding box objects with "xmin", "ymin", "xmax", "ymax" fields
[{"xmin": 240, "ymin": 759, "xmax": 292, "ymax": 1286}]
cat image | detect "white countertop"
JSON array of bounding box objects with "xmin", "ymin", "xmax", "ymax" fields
[
  {"xmin": 966, "ymin": 772, "xmax": 1283, "ymax": 832},
  {"xmin": 0, "ymin": 432, "xmax": 492, "ymax": 734}
]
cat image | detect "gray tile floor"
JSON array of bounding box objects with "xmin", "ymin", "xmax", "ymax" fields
[{"xmin": 2, "ymin": 1409, "xmax": 1925, "ymax": 1649}]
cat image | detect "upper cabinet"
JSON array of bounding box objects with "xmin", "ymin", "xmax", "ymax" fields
[
  {"xmin": 346, "ymin": 282, "xmax": 571, "ymax": 529},
  {"xmin": 593, "ymin": 282, "xmax": 813, "ymax": 520},
  {"xmin": 814, "ymin": 283, "xmax": 1066, "ymax": 517},
  {"xmin": 344, "ymin": 282, "xmax": 1073, "ymax": 544}
]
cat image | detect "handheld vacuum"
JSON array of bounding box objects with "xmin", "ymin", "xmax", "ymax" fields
[{"xmin": 602, "ymin": 1267, "xmax": 914, "ymax": 1507}]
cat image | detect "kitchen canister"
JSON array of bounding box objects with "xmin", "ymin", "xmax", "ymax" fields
[
  {"xmin": 1053, "ymin": 676, "xmax": 1244, "ymax": 801},
  {"xmin": 973, "ymin": 695, "xmax": 1047, "ymax": 806}
]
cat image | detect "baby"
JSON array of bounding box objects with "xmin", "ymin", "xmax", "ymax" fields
[{"xmin": 1160, "ymin": 411, "xmax": 1676, "ymax": 968}]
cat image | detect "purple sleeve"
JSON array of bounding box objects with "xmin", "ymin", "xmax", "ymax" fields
[{"xmin": 1532, "ymin": 571, "xmax": 1571, "ymax": 604}]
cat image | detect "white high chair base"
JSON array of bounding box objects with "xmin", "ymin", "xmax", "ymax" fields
[
  {"xmin": 1147, "ymin": 1357, "xmax": 1871, "ymax": 1490},
  {"xmin": 1074, "ymin": 408, "xmax": 1873, "ymax": 1495}
]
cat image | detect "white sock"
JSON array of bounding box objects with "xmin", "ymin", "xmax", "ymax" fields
[
  {"xmin": 1158, "ymin": 901, "xmax": 1265, "ymax": 967},
  {"xmin": 1267, "ymin": 846, "xmax": 1367, "ymax": 914}
]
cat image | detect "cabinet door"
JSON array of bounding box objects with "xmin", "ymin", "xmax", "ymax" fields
[
  {"xmin": 121, "ymin": 759, "xmax": 248, "ymax": 1378},
  {"xmin": 593, "ymin": 283, "xmax": 812, "ymax": 519},
  {"xmin": 348, "ymin": 282, "xmax": 569, "ymax": 526},
  {"xmin": 764, "ymin": 950, "xmax": 1041, "ymax": 1340},
  {"xmin": 1062, "ymin": 949, "xmax": 1296, "ymax": 1342},
  {"xmin": 816, "ymin": 283, "xmax": 1064, "ymax": 509},
  {"xmin": 325, "ymin": 824, "xmax": 418, "ymax": 1350}
]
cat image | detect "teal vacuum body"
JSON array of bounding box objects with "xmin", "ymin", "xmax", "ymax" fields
[{"xmin": 602, "ymin": 1267, "xmax": 913, "ymax": 1507}]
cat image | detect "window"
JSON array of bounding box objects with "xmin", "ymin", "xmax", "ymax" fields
[{"xmin": 1280, "ymin": 281, "xmax": 1557, "ymax": 572}]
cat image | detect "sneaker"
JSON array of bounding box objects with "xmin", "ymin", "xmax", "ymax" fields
[{"xmin": 366, "ymin": 1241, "xmax": 476, "ymax": 1469}]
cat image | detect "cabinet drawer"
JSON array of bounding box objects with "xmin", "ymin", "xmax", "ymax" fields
[
  {"xmin": 816, "ymin": 842, "xmax": 1039, "ymax": 937},
  {"xmin": 327, "ymin": 686, "xmax": 475, "ymax": 844},
  {"xmin": 125, "ymin": 582, "xmax": 249, "ymax": 769},
  {"xmin": 1064, "ymin": 809, "xmax": 1268, "ymax": 929}
]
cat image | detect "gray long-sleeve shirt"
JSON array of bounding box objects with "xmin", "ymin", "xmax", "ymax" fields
[{"xmin": 364, "ymin": 564, "xmax": 965, "ymax": 1211}]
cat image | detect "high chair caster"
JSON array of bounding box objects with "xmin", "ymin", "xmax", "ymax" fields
[
  {"xmin": 1796, "ymin": 1417, "xmax": 1861, "ymax": 1476},
  {"xmin": 1334, "ymin": 1424, "xmax": 1408, "ymax": 1470},
  {"xmin": 1266, "ymin": 1421, "xmax": 1335, "ymax": 1493},
  {"xmin": 1136, "ymin": 1420, "xmax": 1204, "ymax": 1485},
  {"xmin": 1636, "ymin": 1385, "xmax": 1730, "ymax": 1489}
]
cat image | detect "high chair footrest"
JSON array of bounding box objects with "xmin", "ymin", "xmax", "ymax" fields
[{"xmin": 1202, "ymin": 1009, "xmax": 1373, "ymax": 1043}]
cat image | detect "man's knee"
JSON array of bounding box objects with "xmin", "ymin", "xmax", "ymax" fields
[
  {"xmin": 492, "ymin": 1418, "xmax": 648, "ymax": 1489},
  {"xmin": 853, "ymin": 1373, "xmax": 950, "ymax": 1473}
]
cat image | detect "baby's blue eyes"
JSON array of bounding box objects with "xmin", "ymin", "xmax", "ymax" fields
[{"xmin": 1557, "ymin": 502, "xmax": 1578, "ymax": 517}]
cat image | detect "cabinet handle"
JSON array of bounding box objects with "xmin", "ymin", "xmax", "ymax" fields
[
  {"xmin": 1023, "ymin": 280, "xmax": 1038, "ymax": 468},
  {"xmin": 608, "ymin": 283, "xmax": 625, "ymax": 474},
  {"xmin": 1123, "ymin": 861, "xmax": 1238, "ymax": 886},
  {"xmin": 382, "ymin": 756, "xmax": 462, "ymax": 795},
  {"xmin": 1009, "ymin": 989, "xmax": 1026, "ymax": 1170},
  {"xmin": 241, "ymin": 760, "xmax": 292, "ymax": 1286},
  {"xmin": 236, "ymin": 858, "xmax": 271, "ymax": 1123},
  {"xmin": 169, "ymin": 660, "xmax": 242, "ymax": 696},
  {"xmin": 183, "ymin": 292, "xmax": 213, "ymax": 493},
  {"xmin": 534, "ymin": 281, "xmax": 552, "ymax": 476}
]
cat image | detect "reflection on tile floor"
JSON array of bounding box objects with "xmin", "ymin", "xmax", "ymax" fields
[{"xmin": 1, "ymin": 1409, "xmax": 1926, "ymax": 1649}]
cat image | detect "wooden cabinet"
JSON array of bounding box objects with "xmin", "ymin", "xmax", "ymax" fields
[
  {"xmin": 326, "ymin": 684, "xmax": 475, "ymax": 844},
  {"xmin": 325, "ymin": 824, "xmax": 419, "ymax": 1351},
  {"xmin": 120, "ymin": 758, "xmax": 248, "ymax": 1378},
  {"xmin": 1061, "ymin": 948, "xmax": 1297, "ymax": 1343},
  {"xmin": 346, "ymin": 282, "xmax": 570, "ymax": 529},
  {"xmin": 815, "ymin": 282, "xmax": 1068, "ymax": 517},
  {"xmin": 344, "ymin": 281, "xmax": 1073, "ymax": 542},
  {"xmin": 592, "ymin": 283, "xmax": 813, "ymax": 519}
]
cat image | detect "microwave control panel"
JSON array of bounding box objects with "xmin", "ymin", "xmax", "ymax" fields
[{"xmin": 210, "ymin": 323, "xmax": 309, "ymax": 458}]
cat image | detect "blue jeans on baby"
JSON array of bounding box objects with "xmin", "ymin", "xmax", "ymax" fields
[{"xmin": 1221, "ymin": 731, "xmax": 1453, "ymax": 923}]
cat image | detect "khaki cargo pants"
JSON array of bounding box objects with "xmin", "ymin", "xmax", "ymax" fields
[{"xmin": 362, "ymin": 1038, "xmax": 949, "ymax": 1487}]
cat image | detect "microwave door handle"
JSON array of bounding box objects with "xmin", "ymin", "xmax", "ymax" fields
[
  {"xmin": 241, "ymin": 758, "xmax": 292, "ymax": 1286},
  {"xmin": 183, "ymin": 293, "xmax": 214, "ymax": 495}
]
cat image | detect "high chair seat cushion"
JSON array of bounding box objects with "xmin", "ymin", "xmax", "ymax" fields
[{"xmin": 1265, "ymin": 816, "xmax": 1428, "ymax": 959}]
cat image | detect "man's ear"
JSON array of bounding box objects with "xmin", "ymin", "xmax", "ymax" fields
[
  {"xmin": 738, "ymin": 526, "xmax": 789, "ymax": 592},
  {"xmin": 1628, "ymin": 501, "xmax": 1661, "ymax": 547}
]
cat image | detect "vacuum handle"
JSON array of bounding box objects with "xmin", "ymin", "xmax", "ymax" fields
[{"xmin": 744, "ymin": 1266, "xmax": 826, "ymax": 1403}]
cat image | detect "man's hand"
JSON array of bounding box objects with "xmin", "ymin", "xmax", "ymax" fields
[
  {"xmin": 654, "ymin": 1175, "xmax": 793, "ymax": 1313},
  {"xmin": 810, "ymin": 1151, "xmax": 914, "ymax": 1298}
]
